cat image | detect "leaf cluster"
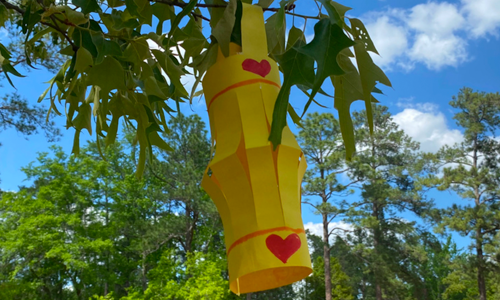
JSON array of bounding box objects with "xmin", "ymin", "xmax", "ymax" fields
[{"xmin": 0, "ymin": 0, "xmax": 390, "ymax": 174}]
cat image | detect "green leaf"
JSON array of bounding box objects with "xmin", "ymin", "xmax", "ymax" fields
[
  {"xmin": 2, "ymin": 63, "xmax": 24, "ymax": 78},
  {"xmin": 0, "ymin": 43, "xmax": 11, "ymax": 59},
  {"xmin": 75, "ymin": 47, "xmax": 93, "ymax": 73},
  {"xmin": 229, "ymin": 0, "xmax": 243, "ymax": 46},
  {"xmin": 141, "ymin": 61, "xmax": 167, "ymax": 99},
  {"xmin": 350, "ymin": 18, "xmax": 379, "ymax": 54},
  {"xmin": 190, "ymin": 43, "xmax": 218, "ymax": 101},
  {"xmin": 265, "ymin": 5, "xmax": 285, "ymax": 56},
  {"xmin": 1, "ymin": 62, "xmax": 26, "ymax": 87},
  {"xmin": 72, "ymin": 130, "xmax": 81, "ymax": 155},
  {"xmin": 105, "ymin": 9, "xmax": 140, "ymax": 30},
  {"xmin": 108, "ymin": 0, "xmax": 125, "ymax": 7},
  {"xmin": 61, "ymin": 6, "xmax": 90, "ymax": 25},
  {"xmin": 297, "ymin": 19, "xmax": 355, "ymax": 116},
  {"xmin": 152, "ymin": 2, "xmax": 174, "ymax": 35},
  {"xmin": 73, "ymin": 28, "xmax": 98, "ymax": 57},
  {"xmin": 269, "ymin": 35, "xmax": 314, "ymax": 148},
  {"xmin": 87, "ymin": 56, "xmax": 127, "ymax": 92},
  {"xmin": 0, "ymin": 3, "xmax": 8, "ymax": 27},
  {"xmin": 123, "ymin": 38, "xmax": 151, "ymax": 63},
  {"xmin": 212, "ymin": 0, "xmax": 237, "ymax": 57},
  {"xmin": 148, "ymin": 131, "xmax": 173, "ymax": 152},
  {"xmin": 133, "ymin": 0, "xmax": 153, "ymax": 25},
  {"xmin": 59, "ymin": 45, "xmax": 75, "ymax": 56},
  {"xmin": 288, "ymin": 104, "xmax": 303, "ymax": 128},
  {"xmin": 167, "ymin": 0, "xmax": 198, "ymax": 48},
  {"xmin": 152, "ymin": 50, "xmax": 188, "ymax": 98},
  {"xmin": 332, "ymin": 53, "xmax": 364, "ymax": 160},
  {"xmin": 73, "ymin": 0, "xmax": 99, "ymax": 14},
  {"xmin": 317, "ymin": 0, "xmax": 342, "ymax": 26},
  {"xmin": 91, "ymin": 32, "xmax": 122, "ymax": 65},
  {"xmin": 27, "ymin": 27, "xmax": 53, "ymax": 44},
  {"xmin": 353, "ymin": 42, "xmax": 391, "ymax": 133},
  {"xmin": 72, "ymin": 102, "xmax": 92, "ymax": 134},
  {"xmin": 65, "ymin": 53, "xmax": 77, "ymax": 81},
  {"xmin": 330, "ymin": 1, "xmax": 351, "ymax": 18},
  {"xmin": 22, "ymin": 4, "xmax": 41, "ymax": 35},
  {"xmin": 181, "ymin": 18, "xmax": 209, "ymax": 59},
  {"xmin": 372, "ymin": 86, "xmax": 384, "ymax": 94},
  {"xmin": 204, "ymin": 0, "xmax": 226, "ymax": 28},
  {"xmin": 286, "ymin": 26, "xmax": 304, "ymax": 50}
]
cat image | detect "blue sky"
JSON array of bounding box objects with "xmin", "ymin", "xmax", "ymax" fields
[{"xmin": 2, "ymin": 0, "xmax": 500, "ymax": 249}]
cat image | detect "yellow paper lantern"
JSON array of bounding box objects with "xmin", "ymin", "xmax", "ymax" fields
[{"xmin": 201, "ymin": 3, "xmax": 312, "ymax": 294}]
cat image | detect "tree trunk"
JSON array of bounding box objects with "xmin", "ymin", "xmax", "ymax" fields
[
  {"xmin": 476, "ymin": 229, "xmax": 487, "ymax": 300},
  {"xmin": 472, "ymin": 137, "xmax": 487, "ymax": 300},
  {"xmin": 323, "ymin": 211, "xmax": 332, "ymax": 300},
  {"xmin": 142, "ymin": 253, "xmax": 148, "ymax": 291},
  {"xmin": 372, "ymin": 203, "xmax": 383, "ymax": 300},
  {"xmin": 375, "ymin": 284, "xmax": 383, "ymax": 300}
]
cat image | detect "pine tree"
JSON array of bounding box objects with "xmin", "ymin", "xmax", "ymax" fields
[
  {"xmin": 297, "ymin": 112, "xmax": 353, "ymax": 300},
  {"xmin": 345, "ymin": 105, "xmax": 431, "ymax": 300},
  {"xmin": 433, "ymin": 87, "xmax": 500, "ymax": 300}
]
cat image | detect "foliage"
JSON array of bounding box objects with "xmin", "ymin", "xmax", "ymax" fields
[
  {"xmin": 301, "ymin": 256, "xmax": 353, "ymax": 300},
  {"xmin": 0, "ymin": 114, "xmax": 223, "ymax": 299},
  {"xmin": 0, "ymin": 0, "xmax": 389, "ymax": 174},
  {"xmin": 297, "ymin": 112, "xmax": 351, "ymax": 300},
  {"xmin": 142, "ymin": 250, "xmax": 230, "ymax": 300},
  {"xmin": 0, "ymin": 93, "xmax": 60, "ymax": 146},
  {"xmin": 2, "ymin": 88, "xmax": 500, "ymax": 299},
  {"xmin": 344, "ymin": 105, "xmax": 432, "ymax": 300},
  {"xmin": 431, "ymin": 87, "xmax": 500, "ymax": 300}
]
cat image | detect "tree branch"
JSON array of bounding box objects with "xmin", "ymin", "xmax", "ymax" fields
[
  {"xmin": 0, "ymin": 0, "xmax": 23, "ymax": 14},
  {"xmin": 150, "ymin": 0, "xmax": 320, "ymax": 20},
  {"xmin": 1, "ymin": 0, "xmax": 78, "ymax": 50},
  {"xmin": 328, "ymin": 226, "xmax": 353, "ymax": 237},
  {"xmin": 301, "ymin": 201, "xmax": 318, "ymax": 210}
]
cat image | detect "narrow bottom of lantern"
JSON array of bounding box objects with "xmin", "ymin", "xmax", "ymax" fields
[{"xmin": 230, "ymin": 266, "xmax": 312, "ymax": 294}]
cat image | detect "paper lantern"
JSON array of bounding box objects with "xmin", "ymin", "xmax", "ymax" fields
[{"xmin": 201, "ymin": 3, "xmax": 312, "ymax": 295}]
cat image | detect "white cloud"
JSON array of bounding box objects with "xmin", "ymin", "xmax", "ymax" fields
[
  {"xmin": 392, "ymin": 106, "xmax": 463, "ymax": 152},
  {"xmin": 462, "ymin": 0, "xmax": 500, "ymax": 38},
  {"xmin": 304, "ymin": 221, "xmax": 354, "ymax": 254},
  {"xmin": 406, "ymin": 2, "xmax": 468, "ymax": 70},
  {"xmin": 304, "ymin": 221, "xmax": 353, "ymax": 241},
  {"xmin": 362, "ymin": 0, "xmax": 500, "ymax": 71},
  {"xmin": 409, "ymin": 33, "xmax": 468, "ymax": 70},
  {"xmin": 365, "ymin": 15, "xmax": 410, "ymax": 70},
  {"xmin": 407, "ymin": 2, "xmax": 465, "ymax": 35}
]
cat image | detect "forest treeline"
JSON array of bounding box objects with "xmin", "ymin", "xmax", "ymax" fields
[{"xmin": 0, "ymin": 88, "xmax": 499, "ymax": 300}]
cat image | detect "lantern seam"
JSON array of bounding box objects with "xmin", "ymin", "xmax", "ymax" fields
[{"xmin": 207, "ymin": 79, "xmax": 280, "ymax": 111}]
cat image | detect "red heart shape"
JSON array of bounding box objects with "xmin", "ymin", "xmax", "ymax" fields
[
  {"xmin": 242, "ymin": 59, "xmax": 271, "ymax": 78},
  {"xmin": 265, "ymin": 233, "xmax": 301, "ymax": 263}
]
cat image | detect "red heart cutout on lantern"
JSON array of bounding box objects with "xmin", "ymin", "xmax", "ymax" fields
[
  {"xmin": 242, "ymin": 59, "xmax": 271, "ymax": 77},
  {"xmin": 265, "ymin": 233, "xmax": 301, "ymax": 263}
]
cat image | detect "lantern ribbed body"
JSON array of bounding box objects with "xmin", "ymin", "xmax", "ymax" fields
[{"xmin": 201, "ymin": 4, "xmax": 312, "ymax": 294}]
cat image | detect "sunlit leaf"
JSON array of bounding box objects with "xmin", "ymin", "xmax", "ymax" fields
[
  {"xmin": 212, "ymin": 0, "xmax": 237, "ymax": 57},
  {"xmin": 87, "ymin": 56, "xmax": 127, "ymax": 92}
]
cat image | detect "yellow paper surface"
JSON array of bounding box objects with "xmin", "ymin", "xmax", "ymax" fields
[{"xmin": 201, "ymin": 3, "xmax": 312, "ymax": 294}]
